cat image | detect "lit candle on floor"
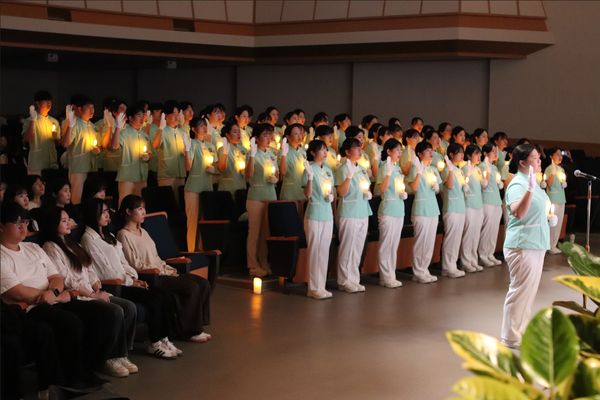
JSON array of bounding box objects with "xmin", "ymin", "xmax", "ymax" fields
[{"xmin": 253, "ymin": 277, "xmax": 262, "ymax": 294}]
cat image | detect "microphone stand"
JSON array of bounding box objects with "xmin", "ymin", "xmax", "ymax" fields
[{"xmin": 586, "ymin": 179, "xmax": 592, "ymax": 252}]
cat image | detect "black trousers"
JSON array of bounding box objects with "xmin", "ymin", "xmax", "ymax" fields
[
  {"xmin": 120, "ymin": 286, "xmax": 172, "ymax": 343},
  {"xmin": 54, "ymin": 299, "xmax": 128, "ymax": 369},
  {"xmin": 25, "ymin": 304, "xmax": 84, "ymax": 385},
  {"xmin": 158, "ymin": 274, "xmax": 211, "ymax": 339}
]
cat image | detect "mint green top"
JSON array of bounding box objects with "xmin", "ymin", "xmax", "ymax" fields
[
  {"xmin": 544, "ymin": 165, "xmax": 566, "ymax": 204},
  {"xmin": 102, "ymin": 123, "xmax": 121, "ymax": 172},
  {"xmin": 217, "ymin": 142, "xmax": 247, "ymax": 195},
  {"xmin": 501, "ymin": 163, "xmax": 511, "ymax": 181},
  {"xmin": 180, "ymin": 123, "xmax": 190, "ymax": 135},
  {"xmin": 334, "ymin": 163, "xmax": 373, "ymax": 219},
  {"xmin": 22, "ymin": 114, "xmax": 59, "ymax": 171},
  {"xmin": 376, "ymin": 161, "xmax": 405, "ymax": 218},
  {"xmin": 184, "ymin": 140, "xmax": 216, "ymax": 193},
  {"xmin": 324, "ymin": 146, "xmax": 339, "ymax": 173},
  {"xmin": 207, "ymin": 126, "xmax": 223, "ymax": 149},
  {"xmin": 247, "ymin": 148, "xmax": 278, "ymax": 202},
  {"xmin": 497, "ymin": 149, "xmax": 507, "ymax": 170},
  {"xmin": 147, "ymin": 124, "xmax": 160, "ymax": 172},
  {"xmin": 365, "ymin": 142, "xmax": 380, "ymax": 172},
  {"xmin": 240, "ymin": 126, "xmax": 252, "ymax": 150},
  {"xmin": 399, "ymin": 146, "xmax": 416, "ymax": 171},
  {"xmin": 271, "ymin": 126, "xmax": 284, "ymax": 149},
  {"xmin": 480, "ymin": 164, "xmax": 503, "ymax": 206},
  {"xmin": 432, "ymin": 151, "xmax": 445, "ymax": 173},
  {"xmin": 440, "ymin": 167, "xmax": 466, "ymax": 214},
  {"xmin": 115, "ymin": 125, "xmax": 149, "ymax": 182},
  {"xmin": 407, "ymin": 164, "xmax": 441, "ymax": 217},
  {"xmin": 461, "ymin": 163, "xmax": 483, "ymax": 209},
  {"xmin": 280, "ymin": 145, "xmax": 307, "ymax": 201},
  {"xmin": 65, "ymin": 119, "xmax": 98, "ymax": 174},
  {"xmin": 157, "ymin": 125, "xmax": 187, "ymax": 179},
  {"xmin": 302, "ymin": 162, "xmax": 334, "ymax": 221},
  {"xmin": 439, "ymin": 139, "xmax": 449, "ymax": 156},
  {"xmin": 504, "ymin": 171, "xmax": 551, "ymax": 250},
  {"xmin": 337, "ymin": 129, "xmax": 346, "ymax": 149}
]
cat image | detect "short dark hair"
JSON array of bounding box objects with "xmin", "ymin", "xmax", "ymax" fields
[
  {"xmin": 380, "ymin": 138, "xmax": 401, "ymax": 161},
  {"xmin": 109, "ymin": 99, "xmax": 127, "ymax": 114},
  {"xmin": 179, "ymin": 101, "xmax": 194, "ymax": 111},
  {"xmin": 339, "ymin": 138, "xmax": 362, "ymax": 157},
  {"xmin": 314, "ymin": 125, "xmax": 333, "ymax": 138},
  {"xmin": 284, "ymin": 123, "xmax": 304, "ymax": 138},
  {"xmin": 306, "ymin": 140, "xmax": 327, "ymax": 162},
  {"xmin": 252, "ymin": 123, "xmax": 274, "ymax": 138},
  {"xmin": 162, "ymin": 100, "xmax": 180, "ymax": 115},
  {"xmin": 492, "ymin": 131, "xmax": 508, "ymax": 142},
  {"xmin": 465, "ymin": 144, "xmax": 482, "ymax": 160},
  {"xmin": 235, "ymin": 105, "xmax": 254, "ymax": 118},
  {"xmin": 126, "ymin": 102, "xmax": 145, "ymax": 119},
  {"xmin": 34, "ymin": 90, "xmax": 52, "ymax": 102},
  {"xmin": 415, "ymin": 141, "xmax": 433, "ymax": 158},
  {"xmin": 0, "ymin": 201, "xmax": 28, "ymax": 224},
  {"xmin": 509, "ymin": 144, "xmax": 538, "ymax": 174},
  {"xmin": 447, "ymin": 143, "xmax": 465, "ymax": 158},
  {"xmin": 149, "ymin": 102, "xmax": 163, "ymax": 112},
  {"xmin": 402, "ymin": 128, "xmax": 420, "ymax": 146},
  {"xmin": 75, "ymin": 96, "xmax": 94, "ymax": 108}
]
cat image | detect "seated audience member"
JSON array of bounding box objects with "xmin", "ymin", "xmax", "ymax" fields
[
  {"xmin": 0, "ymin": 202, "xmax": 104, "ymax": 388},
  {"xmin": 4, "ymin": 184, "xmax": 39, "ymax": 231},
  {"xmin": 25, "ymin": 174, "xmax": 45, "ymax": 210},
  {"xmin": 81, "ymin": 198, "xmax": 181, "ymax": 358},
  {"xmin": 81, "ymin": 176, "xmax": 108, "ymax": 204},
  {"xmin": 117, "ymin": 194, "xmax": 212, "ymax": 343},
  {"xmin": 40, "ymin": 178, "xmax": 79, "ymax": 226},
  {"xmin": 40, "ymin": 206, "xmax": 138, "ymax": 377},
  {"xmin": 0, "ymin": 179, "xmax": 7, "ymax": 202}
]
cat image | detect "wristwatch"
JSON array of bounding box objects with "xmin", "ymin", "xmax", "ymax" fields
[{"xmin": 52, "ymin": 288, "xmax": 60, "ymax": 297}]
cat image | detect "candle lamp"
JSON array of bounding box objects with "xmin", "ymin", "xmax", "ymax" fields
[
  {"xmin": 275, "ymin": 136, "xmax": 281, "ymax": 143},
  {"xmin": 496, "ymin": 173, "xmax": 501, "ymax": 183},
  {"xmin": 305, "ymin": 144, "xmax": 308, "ymax": 150},
  {"xmin": 543, "ymin": 174, "xmax": 547, "ymax": 181},
  {"xmin": 337, "ymin": 155, "xmax": 341, "ymax": 162},
  {"xmin": 465, "ymin": 176, "xmax": 470, "ymax": 184},
  {"xmin": 365, "ymin": 160, "xmax": 370, "ymax": 168},
  {"xmin": 217, "ymin": 142, "xmax": 223, "ymax": 149},
  {"xmin": 558, "ymin": 172, "xmax": 566, "ymax": 182},
  {"xmin": 93, "ymin": 140, "xmax": 97, "ymax": 147},
  {"xmin": 253, "ymin": 277, "xmax": 262, "ymax": 294},
  {"xmin": 361, "ymin": 181, "xmax": 370, "ymax": 195},
  {"xmin": 237, "ymin": 161, "xmax": 246, "ymax": 172},
  {"xmin": 52, "ymin": 124, "xmax": 56, "ymax": 132},
  {"xmin": 437, "ymin": 161, "xmax": 445, "ymax": 171},
  {"xmin": 206, "ymin": 156, "xmax": 214, "ymax": 164},
  {"xmin": 323, "ymin": 183, "xmax": 332, "ymax": 197},
  {"xmin": 271, "ymin": 166, "xmax": 276, "ymax": 175}
]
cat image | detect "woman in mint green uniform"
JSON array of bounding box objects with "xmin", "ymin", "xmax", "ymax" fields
[
  {"xmin": 314, "ymin": 125, "xmax": 340, "ymax": 173},
  {"xmin": 332, "ymin": 113, "xmax": 351, "ymax": 152},
  {"xmin": 440, "ymin": 143, "xmax": 468, "ymax": 278},
  {"xmin": 216, "ymin": 123, "xmax": 247, "ymax": 197},
  {"xmin": 501, "ymin": 144, "xmax": 557, "ymax": 349},
  {"xmin": 544, "ymin": 147, "xmax": 568, "ymax": 254},
  {"xmin": 376, "ymin": 139, "xmax": 407, "ymax": 288},
  {"xmin": 184, "ymin": 118, "xmax": 218, "ymax": 252},
  {"xmin": 334, "ymin": 137, "xmax": 372, "ymax": 293},
  {"xmin": 478, "ymin": 143, "xmax": 504, "ymax": 267},
  {"xmin": 425, "ymin": 130, "xmax": 446, "ymax": 174},
  {"xmin": 302, "ymin": 140, "xmax": 335, "ymax": 299},
  {"xmin": 406, "ymin": 141, "xmax": 442, "ymax": 283},
  {"xmin": 245, "ymin": 124, "xmax": 278, "ymax": 277},
  {"xmin": 399, "ymin": 129, "xmax": 420, "ymax": 176},
  {"xmin": 279, "ymin": 124, "xmax": 307, "ymax": 200}
]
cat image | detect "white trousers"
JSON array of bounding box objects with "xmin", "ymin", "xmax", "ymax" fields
[
  {"xmin": 68, "ymin": 172, "xmax": 87, "ymax": 205},
  {"xmin": 412, "ymin": 216, "xmax": 438, "ymax": 278},
  {"xmin": 246, "ymin": 200, "xmax": 270, "ymax": 272},
  {"xmin": 377, "ymin": 215, "xmax": 403, "ymax": 282},
  {"xmin": 304, "ymin": 218, "xmax": 333, "ymax": 291},
  {"xmin": 502, "ymin": 201, "xmax": 509, "ymax": 232},
  {"xmin": 549, "ymin": 203, "xmax": 565, "ymax": 250},
  {"xmin": 185, "ymin": 191, "xmax": 203, "ymax": 252},
  {"xmin": 118, "ymin": 181, "xmax": 147, "ymax": 207},
  {"xmin": 442, "ymin": 212, "xmax": 465, "ymax": 272},
  {"xmin": 337, "ymin": 217, "xmax": 368, "ymax": 286},
  {"xmin": 157, "ymin": 177, "xmax": 185, "ymax": 205},
  {"xmin": 461, "ymin": 207, "xmax": 483, "ymax": 267},
  {"xmin": 501, "ymin": 247, "xmax": 545, "ymax": 346},
  {"xmin": 478, "ymin": 204, "xmax": 503, "ymax": 261}
]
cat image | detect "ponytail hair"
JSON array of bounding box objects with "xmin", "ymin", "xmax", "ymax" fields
[
  {"xmin": 380, "ymin": 138, "xmax": 401, "ymax": 161},
  {"xmin": 306, "ymin": 140, "xmax": 327, "ymax": 162}
]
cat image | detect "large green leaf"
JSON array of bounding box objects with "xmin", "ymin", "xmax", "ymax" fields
[
  {"xmin": 553, "ymin": 301, "xmax": 595, "ymax": 317},
  {"xmin": 447, "ymin": 331, "xmax": 527, "ymax": 382},
  {"xmin": 571, "ymin": 358, "xmax": 600, "ymax": 398},
  {"xmin": 569, "ymin": 315, "xmax": 600, "ymax": 354},
  {"xmin": 554, "ymin": 276, "xmax": 600, "ymax": 303},
  {"xmin": 573, "ymin": 396, "xmax": 600, "ymax": 400},
  {"xmin": 520, "ymin": 307, "xmax": 580, "ymax": 388},
  {"xmin": 558, "ymin": 243, "xmax": 600, "ymax": 277},
  {"xmin": 451, "ymin": 376, "xmax": 533, "ymax": 400}
]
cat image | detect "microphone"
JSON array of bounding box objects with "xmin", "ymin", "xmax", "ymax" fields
[{"xmin": 574, "ymin": 170, "xmax": 599, "ymax": 181}]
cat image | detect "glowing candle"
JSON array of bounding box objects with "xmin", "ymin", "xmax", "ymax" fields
[
  {"xmin": 558, "ymin": 172, "xmax": 566, "ymax": 182},
  {"xmin": 496, "ymin": 173, "xmax": 501, "ymax": 183},
  {"xmin": 428, "ymin": 174, "xmax": 436, "ymax": 185},
  {"xmin": 143, "ymin": 145, "xmax": 147, "ymax": 153},
  {"xmin": 437, "ymin": 161, "xmax": 445, "ymax": 170},
  {"xmin": 253, "ymin": 277, "xmax": 262, "ymax": 294},
  {"xmin": 483, "ymin": 171, "xmax": 487, "ymax": 179},
  {"xmin": 217, "ymin": 142, "xmax": 223, "ymax": 149},
  {"xmin": 206, "ymin": 156, "xmax": 214, "ymax": 164},
  {"xmin": 277, "ymin": 143, "xmax": 281, "ymax": 149},
  {"xmin": 324, "ymin": 183, "xmax": 331, "ymax": 196},
  {"xmin": 551, "ymin": 204, "xmax": 555, "ymax": 215},
  {"xmin": 361, "ymin": 181, "xmax": 370, "ymax": 194},
  {"xmin": 543, "ymin": 174, "xmax": 547, "ymax": 181},
  {"xmin": 337, "ymin": 155, "xmax": 341, "ymax": 162},
  {"xmin": 465, "ymin": 176, "xmax": 470, "ymax": 184},
  {"xmin": 52, "ymin": 124, "xmax": 56, "ymax": 132},
  {"xmin": 305, "ymin": 144, "xmax": 308, "ymax": 150},
  {"xmin": 271, "ymin": 166, "xmax": 276, "ymax": 175},
  {"xmin": 93, "ymin": 139, "xmax": 97, "ymax": 147},
  {"xmin": 275, "ymin": 136, "xmax": 281, "ymax": 143},
  {"xmin": 505, "ymin": 160, "xmax": 509, "ymax": 165},
  {"xmin": 365, "ymin": 160, "xmax": 370, "ymax": 168},
  {"xmin": 237, "ymin": 161, "xmax": 246, "ymax": 170},
  {"xmin": 396, "ymin": 181, "xmax": 405, "ymax": 193}
]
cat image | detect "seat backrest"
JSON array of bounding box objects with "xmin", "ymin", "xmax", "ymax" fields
[
  {"xmin": 141, "ymin": 212, "xmax": 181, "ymax": 259},
  {"xmin": 70, "ymin": 225, "xmax": 85, "ymax": 243},
  {"xmin": 1, "ymin": 164, "xmax": 28, "ymax": 185},
  {"xmin": 23, "ymin": 231, "xmax": 44, "ymax": 246},
  {"xmin": 200, "ymin": 191, "xmax": 236, "ymax": 221},
  {"xmin": 404, "ymin": 194, "xmax": 415, "ymax": 226},
  {"xmin": 141, "ymin": 186, "xmax": 179, "ymax": 216},
  {"xmin": 234, "ymin": 189, "xmax": 248, "ymax": 219},
  {"xmin": 267, "ymin": 201, "xmax": 307, "ymax": 248}
]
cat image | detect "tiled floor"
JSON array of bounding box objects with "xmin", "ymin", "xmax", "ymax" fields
[{"xmin": 24, "ymin": 235, "xmax": 598, "ymax": 400}]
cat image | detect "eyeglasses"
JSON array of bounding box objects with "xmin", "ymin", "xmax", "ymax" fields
[{"xmin": 10, "ymin": 219, "xmax": 30, "ymax": 228}]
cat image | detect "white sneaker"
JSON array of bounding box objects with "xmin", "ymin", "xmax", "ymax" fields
[
  {"xmin": 338, "ymin": 283, "xmax": 359, "ymax": 293},
  {"xmin": 480, "ymin": 258, "xmax": 495, "ymax": 267},
  {"xmin": 161, "ymin": 337, "xmax": 182, "ymax": 356},
  {"xmin": 249, "ymin": 268, "xmax": 268, "ymax": 277},
  {"xmin": 38, "ymin": 390, "xmax": 49, "ymax": 400},
  {"xmin": 307, "ymin": 290, "xmax": 332, "ymax": 299},
  {"xmin": 412, "ymin": 275, "xmax": 433, "ymax": 283},
  {"xmin": 379, "ymin": 280, "xmax": 403, "ymax": 288},
  {"xmin": 103, "ymin": 358, "xmax": 129, "ymax": 377},
  {"xmin": 118, "ymin": 357, "xmax": 138, "ymax": 373},
  {"xmin": 461, "ymin": 264, "xmax": 477, "ymax": 273},
  {"xmin": 441, "ymin": 270, "xmax": 465, "ymax": 278},
  {"xmin": 190, "ymin": 332, "xmax": 211, "ymax": 343},
  {"xmin": 489, "ymin": 257, "xmax": 502, "ymax": 266},
  {"xmin": 473, "ymin": 265, "xmax": 484, "ymax": 271},
  {"xmin": 427, "ymin": 275, "xmax": 438, "ymax": 283},
  {"xmin": 148, "ymin": 341, "xmax": 177, "ymax": 359},
  {"xmin": 355, "ymin": 284, "xmax": 366, "ymax": 292},
  {"xmin": 548, "ymin": 247, "xmax": 562, "ymax": 255}
]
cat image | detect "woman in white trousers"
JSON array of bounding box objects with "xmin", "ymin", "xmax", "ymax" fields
[
  {"xmin": 478, "ymin": 143, "xmax": 504, "ymax": 267},
  {"xmin": 376, "ymin": 139, "xmax": 407, "ymax": 288},
  {"xmin": 302, "ymin": 140, "xmax": 335, "ymax": 299},
  {"xmin": 334, "ymin": 137, "xmax": 373, "ymax": 293},
  {"xmin": 501, "ymin": 144, "xmax": 557, "ymax": 349},
  {"xmin": 460, "ymin": 145, "xmax": 488, "ymax": 272},
  {"xmin": 407, "ymin": 141, "xmax": 442, "ymax": 283},
  {"xmin": 544, "ymin": 147, "xmax": 568, "ymax": 255},
  {"xmin": 440, "ymin": 143, "xmax": 468, "ymax": 278}
]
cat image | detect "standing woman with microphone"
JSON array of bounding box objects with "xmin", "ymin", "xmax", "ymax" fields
[
  {"xmin": 460, "ymin": 145, "xmax": 488, "ymax": 272},
  {"xmin": 302, "ymin": 140, "xmax": 335, "ymax": 299},
  {"xmin": 245, "ymin": 124, "xmax": 279, "ymax": 277},
  {"xmin": 334, "ymin": 138, "xmax": 373, "ymax": 293},
  {"xmin": 376, "ymin": 139, "xmax": 407, "ymax": 288},
  {"xmin": 440, "ymin": 143, "xmax": 468, "ymax": 278},
  {"xmin": 406, "ymin": 141, "xmax": 442, "ymax": 283},
  {"xmin": 501, "ymin": 144, "xmax": 557, "ymax": 349},
  {"xmin": 544, "ymin": 147, "xmax": 568, "ymax": 255}
]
